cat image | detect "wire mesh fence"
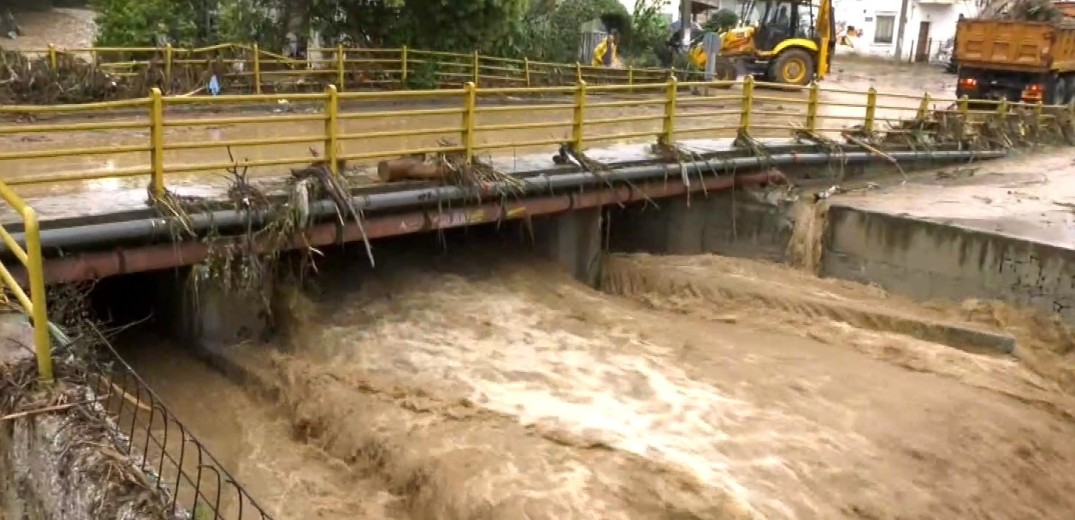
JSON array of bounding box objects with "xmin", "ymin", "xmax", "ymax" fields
[{"xmin": 81, "ymin": 341, "xmax": 274, "ymax": 520}]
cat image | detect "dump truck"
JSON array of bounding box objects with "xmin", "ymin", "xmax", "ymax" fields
[{"xmin": 955, "ymin": 14, "xmax": 1075, "ymax": 104}]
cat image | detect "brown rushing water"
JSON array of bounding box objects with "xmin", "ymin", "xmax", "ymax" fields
[{"xmin": 115, "ymin": 231, "xmax": 1075, "ymax": 520}]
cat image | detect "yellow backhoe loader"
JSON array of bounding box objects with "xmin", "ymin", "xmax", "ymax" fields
[{"xmin": 688, "ymin": 0, "xmax": 834, "ymax": 85}]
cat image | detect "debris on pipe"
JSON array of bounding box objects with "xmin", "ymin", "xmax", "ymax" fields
[{"xmin": 377, "ymin": 158, "xmax": 449, "ymax": 182}]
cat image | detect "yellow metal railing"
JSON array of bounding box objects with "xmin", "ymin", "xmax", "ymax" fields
[
  {"xmin": 0, "ymin": 183, "xmax": 51, "ymax": 382},
  {"xmin": 15, "ymin": 43, "xmax": 682, "ymax": 96},
  {"xmin": 1, "ymin": 75, "xmax": 1072, "ymax": 197}
]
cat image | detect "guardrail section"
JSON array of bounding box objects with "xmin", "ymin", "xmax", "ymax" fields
[
  {"xmin": 0, "ymin": 182, "xmax": 51, "ymax": 381},
  {"xmin": 1, "ymin": 78, "xmax": 1073, "ymax": 198}
]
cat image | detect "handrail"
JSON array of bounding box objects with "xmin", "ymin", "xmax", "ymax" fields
[
  {"xmin": 0, "ymin": 72, "xmax": 1070, "ymax": 198},
  {"xmin": 0, "ymin": 181, "xmax": 51, "ymax": 382},
  {"xmin": 10, "ymin": 42, "xmax": 687, "ymax": 97}
]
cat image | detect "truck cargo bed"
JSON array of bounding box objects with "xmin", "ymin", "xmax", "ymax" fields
[{"xmin": 956, "ymin": 19, "xmax": 1075, "ymax": 73}]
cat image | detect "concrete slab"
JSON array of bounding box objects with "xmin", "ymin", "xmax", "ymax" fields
[{"xmin": 822, "ymin": 148, "xmax": 1075, "ymax": 323}]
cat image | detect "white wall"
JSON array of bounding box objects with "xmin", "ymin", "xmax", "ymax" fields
[{"xmin": 835, "ymin": 0, "xmax": 977, "ymax": 60}]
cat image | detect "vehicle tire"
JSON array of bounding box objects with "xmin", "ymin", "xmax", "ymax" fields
[{"xmin": 771, "ymin": 49, "xmax": 814, "ymax": 86}]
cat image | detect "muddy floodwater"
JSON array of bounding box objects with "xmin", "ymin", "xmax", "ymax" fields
[{"xmin": 118, "ymin": 234, "xmax": 1075, "ymax": 520}]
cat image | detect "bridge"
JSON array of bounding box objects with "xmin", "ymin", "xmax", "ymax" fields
[{"xmin": 0, "ymin": 43, "xmax": 1070, "ymax": 520}]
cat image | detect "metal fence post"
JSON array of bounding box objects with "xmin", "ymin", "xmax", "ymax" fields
[
  {"xmin": 401, "ymin": 45, "xmax": 409, "ymax": 87},
  {"xmin": 739, "ymin": 76, "xmax": 755, "ymax": 135},
  {"xmin": 150, "ymin": 88, "xmax": 165, "ymax": 197},
  {"xmin": 22, "ymin": 208, "xmax": 52, "ymax": 384},
  {"xmin": 252, "ymin": 43, "xmax": 262, "ymax": 94},
  {"xmin": 164, "ymin": 43, "xmax": 173, "ymax": 90},
  {"xmin": 998, "ymin": 98, "xmax": 1009, "ymax": 121},
  {"xmin": 336, "ymin": 44, "xmax": 346, "ymax": 91},
  {"xmin": 628, "ymin": 66, "xmax": 635, "ymax": 87},
  {"xmin": 917, "ymin": 92, "xmax": 931, "ymax": 121},
  {"xmin": 523, "ymin": 57, "xmax": 531, "ymax": 87},
  {"xmin": 806, "ymin": 81, "xmax": 820, "ymax": 133},
  {"xmin": 573, "ymin": 80, "xmax": 587, "ymax": 150},
  {"xmin": 958, "ymin": 95, "xmax": 971, "ymax": 139},
  {"xmin": 325, "ymin": 85, "xmax": 339, "ymax": 175},
  {"xmin": 472, "ymin": 50, "xmax": 480, "ymax": 86},
  {"xmin": 663, "ymin": 76, "xmax": 678, "ymax": 144},
  {"xmin": 575, "ymin": 62, "xmax": 582, "ymax": 83},
  {"xmin": 48, "ymin": 44, "xmax": 57, "ymax": 70},
  {"xmin": 463, "ymin": 82, "xmax": 477, "ymax": 162},
  {"xmin": 1034, "ymin": 101, "xmax": 1044, "ymax": 134},
  {"xmin": 865, "ymin": 87, "xmax": 877, "ymax": 133}
]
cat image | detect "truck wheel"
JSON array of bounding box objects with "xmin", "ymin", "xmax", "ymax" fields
[{"xmin": 771, "ymin": 49, "xmax": 814, "ymax": 86}]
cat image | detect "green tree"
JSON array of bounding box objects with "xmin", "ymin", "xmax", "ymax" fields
[
  {"xmin": 625, "ymin": 0, "xmax": 670, "ymax": 66},
  {"xmin": 703, "ymin": 8, "xmax": 738, "ymax": 33},
  {"xmin": 91, "ymin": 0, "xmax": 210, "ymax": 47},
  {"xmin": 307, "ymin": 0, "xmax": 530, "ymax": 54}
]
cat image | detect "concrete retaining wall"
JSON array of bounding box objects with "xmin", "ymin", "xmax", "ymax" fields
[{"xmin": 822, "ymin": 206, "xmax": 1075, "ymax": 323}]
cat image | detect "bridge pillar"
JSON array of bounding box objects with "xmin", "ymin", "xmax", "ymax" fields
[
  {"xmin": 532, "ymin": 208, "xmax": 603, "ymax": 286},
  {"xmin": 161, "ymin": 268, "xmax": 273, "ymax": 353}
]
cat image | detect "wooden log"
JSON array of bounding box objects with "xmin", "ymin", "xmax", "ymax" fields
[{"xmin": 377, "ymin": 158, "xmax": 449, "ymax": 182}]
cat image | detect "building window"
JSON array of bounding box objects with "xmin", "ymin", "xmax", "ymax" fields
[{"xmin": 874, "ymin": 14, "xmax": 895, "ymax": 44}]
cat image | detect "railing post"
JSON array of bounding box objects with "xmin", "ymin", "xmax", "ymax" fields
[
  {"xmin": 739, "ymin": 75, "xmax": 755, "ymax": 135},
  {"xmin": 472, "ymin": 50, "xmax": 480, "ymax": 86},
  {"xmin": 463, "ymin": 82, "xmax": 477, "ymax": 162},
  {"xmin": 252, "ymin": 43, "xmax": 262, "ymax": 95},
  {"xmin": 336, "ymin": 43, "xmax": 346, "ymax": 91},
  {"xmin": 401, "ymin": 45, "xmax": 409, "ymax": 87},
  {"xmin": 575, "ymin": 61, "xmax": 582, "ymax": 83},
  {"xmin": 523, "ymin": 57, "xmax": 531, "ymax": 87},
  {"xmin": 663, "ymin": 76, "xmax": 678, "ymax": 144},
  {"xmin": 1034, "ymin": 100, "xmax": 1044, "ymax": 135},
  {"xmin": 573, "ymin": 80, "xmax": 587, "ymax": 150},
  {"xmin": 150, "ymin": 88, "xmax": 165, "ymax": 198},
  {"xmin": 865, "ymin": 87, "xmax": 877, "ymax": 133},
  {"xmin": 164, "ymin": 43, "xmax": 173, "ymax": 90},
  {"xmin": 917, "ymin": 92, "xmax": 931, "ymax": 121},
  {"xmin": 48, "ymin": 44, "xmax": 57, "ymax": 70},
  {"xmin": 22, "ymin": 209, "xmax": 52, "ymax": 384},
  {"xmin": 998, "ymin": 98, "xmax": 1009, "ymax": 121},
  {"xmin": 628, "ymin": 66, "xmax": 635, "ymax": 87},
  {"xmin": 325, "ymin": 84, "xmax": 339, "ymax": 175},
  {"xmin": 806, "ymin": 81, "xmax": 820, "ymax": 133},
  {"xmin": 959, "ymin": 95, "xmax": 970, "ymax": 139}
]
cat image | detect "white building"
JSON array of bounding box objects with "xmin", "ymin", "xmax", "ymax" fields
[{"xmin": 835, "ymin": 0, "xmax": 979, "ymax": 62}]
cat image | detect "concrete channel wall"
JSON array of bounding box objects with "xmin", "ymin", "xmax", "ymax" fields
[{"xmin": 822, "ymin": 206, "xmax": 1075, "ymax": 323}]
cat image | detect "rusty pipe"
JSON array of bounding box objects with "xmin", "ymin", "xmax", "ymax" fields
[
  {"xmin": 16, "ymin": 170, "xmax": 785, "ymax": 284},
  {"xmin": 2, "ymin": 148, "xmax": 1004, "ymax": 255}
]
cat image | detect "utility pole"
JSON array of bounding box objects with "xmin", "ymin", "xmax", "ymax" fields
[
  {"xmin": 681, "ymin": 0, "xmax": 692, "ymax": 46},
  {"xmin": 894, "ymin": 0, "xmax": 912, "ymax": 60}
]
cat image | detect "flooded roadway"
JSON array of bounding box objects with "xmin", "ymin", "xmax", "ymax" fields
[{"xmin": 115, "ymin": 232, "xmax": 1075, "ymax": 520}]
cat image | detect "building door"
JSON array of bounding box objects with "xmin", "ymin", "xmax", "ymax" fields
[{"xmin": 915, "ymin": 21, "xmax": 931, "ymax": 63}]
